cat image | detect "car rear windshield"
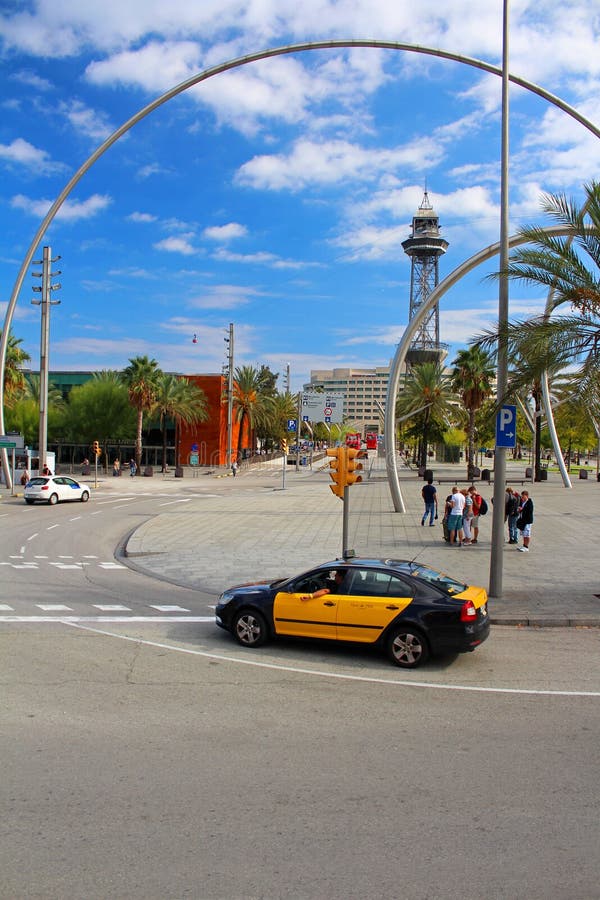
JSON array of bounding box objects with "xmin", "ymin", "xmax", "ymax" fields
[
  {"xmin": 27, "ymin": 477, "xmax": 48, "ymax": 485},
  {"xmin": 408, "ymin": 564, "xmax": 467, "ymax": 594}
]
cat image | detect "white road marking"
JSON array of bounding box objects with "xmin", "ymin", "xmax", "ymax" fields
[
  {"xmin": 150, "ymin": 605, "xmax": 191, "ymax": 612},
  {"xmin": 58, "ymin": 555, "xmax": 74, "ymax": 559},
  {"xmin": 11, "ymin": 563, "xmax": 38, "ymax": 569},
  {"xmin": 9, "ymin": 555, "xmax": 23, "ymax": 559},
  {"xmin": 0, "ymin": 616, "xmax": 213, "ymax": 623},
  {"xmin": 98, "ymin": 562, "xmax": 126, "ymax": 569},
  {"xmin": 55, "ymin": 622, "xmax": 600, "ymax": 699},
  {"xmin": 27, "ymin": 534, "xmax": 39, "ymax": 542},
  {"xmin": 36, "ymin": 604, "xmax": 73, "ymax": 611},
  {"xmin": 47, "ymin": 524, "xmax": 60, "ymax": 530},
  {"xmin": 20, "ymin": 545, "xmax": 25, "ymax": 553},
  {"xmin": 158, "ymin": 499, "xmax": 191, "ymax": 507},
  {"xmin": 50, "ymin": 563, "xmax": 83, "ymax": 569},
  {"xmin": 0, "ymin": 604, "xmax": 15, "ymax": 611},
  {"xmin": 34, "ymin": 555, "xmax": 49, "ymax": 559},
  {"xmin": 93, "ymin": 605, "xmax": 132, "ymax": 611}
]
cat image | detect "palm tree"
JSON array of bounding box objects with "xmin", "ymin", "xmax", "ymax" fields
[
  {"xmin": 121, "ymin": 356, "xmax": 161, "ymax": 472},
  {"xmin": 1, "ymin": 330, "xmax": 30, "ymax": 408},
  {"xmin": 153, "ymin": 373, "xmax": 209, "ymax": 471},
  {"xmin": 396, "ymin": 362, "xmax": 456, "ymax": 469},
  {"xmin": 263, "ymin": 391, "xmax": 298, "ymax": 448},
  {"xmin": 450, "ymin": 347, "xmax": 495, "ymax": 480},
  {"xmin": 231, "ymin": 365, "xmax": 272, "ymax": 458},
  {"xmin": 483, "ymin": 181, "xmax": 600, "ymax": 407}
]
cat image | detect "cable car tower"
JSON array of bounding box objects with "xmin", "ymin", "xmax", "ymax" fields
[{"xmin": 402, "ymin": 190, "xmax": 448, "ymax": 367}]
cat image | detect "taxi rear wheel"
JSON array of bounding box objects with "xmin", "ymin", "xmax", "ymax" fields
[
  {"xmin": 386, "ymin": 625, "xmax": 429, "ymax": 668},
  {"xmin": 48, "ymin": 493, "xmax": 59, "ymax": 505},
  {"xmin": 233, "ymin": 609, "xmax": 269, "ymax": 648}
]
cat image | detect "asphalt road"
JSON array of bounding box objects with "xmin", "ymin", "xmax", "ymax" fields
[{"xmin": 1, "ymin": 489, "xmax": 599, "ymax": 899}]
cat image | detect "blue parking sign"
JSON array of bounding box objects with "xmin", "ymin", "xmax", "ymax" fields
[
  {"xmin": 496, "ymin": 404, "xmax": 517, "ymax": 448},
  {"xmin": 287, "ymin": 419, "xmax": 297, "ymax": 432}
]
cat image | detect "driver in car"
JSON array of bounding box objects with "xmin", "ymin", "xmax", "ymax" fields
[{"xmin": 301, "ymin": 569, "xmax": 346, "ymax": 601}]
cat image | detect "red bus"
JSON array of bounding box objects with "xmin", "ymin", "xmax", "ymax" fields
[
  {"xmin": 366, "ymin": 432, "xmax": 378, "ymax": 450},
  {"xmin": 345, "ymin": 432, "xmax": 361, "ymax": 449}
]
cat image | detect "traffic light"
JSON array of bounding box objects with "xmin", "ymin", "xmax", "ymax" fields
[
  {"xmin": 92, "ymin": 440, "xmax": 101, "ymax": 457},
  {"xmin": 326, "ymin": 447, "xmax": 347, "ymax": 498},
  {"xmin": 346, "ymin": 448, "xmax": 368, "ymax": 486},
  {"xmin": 281, "ymin": 438, "xmax": 288, "ymax": 454}
]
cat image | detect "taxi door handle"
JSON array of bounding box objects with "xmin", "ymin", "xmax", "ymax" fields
[
  {"xmin": 386, "ymin": 604, "xmax": 400, "ymax": 610},
  {"xmin": 323, "ymin": 600, "xmax": 336, "ymax": 607}
]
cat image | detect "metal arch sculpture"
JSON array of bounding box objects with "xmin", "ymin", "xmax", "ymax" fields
[
  {"xmin": 2, "ymin": 38, "xmax": 600, "ymax": 489},
  {"xmin": 384, "ymin": 225, "xmax": 577, "ymax": 513}
]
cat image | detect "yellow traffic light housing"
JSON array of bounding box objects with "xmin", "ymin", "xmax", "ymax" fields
[
  {"xmin": 326, "ymin": 447, "xmax": 347, "ymax": 498},
  {"xmin": 93, "ymin": 440, "xmax": 101, "ymax": 457},
  {"xmin": 346, "ymin": 448, "xmax": 367, "ymax": 486}
]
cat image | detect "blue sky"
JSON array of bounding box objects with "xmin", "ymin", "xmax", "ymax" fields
[{"xmin": 1, "ymin": 1, "xmax": 600, "ymax": 393}]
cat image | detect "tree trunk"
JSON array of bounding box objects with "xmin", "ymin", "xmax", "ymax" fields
[
  {"xmin": 466, "ymin": 408, "xmax": 476, "ymax": 481},
  {"xmin": 135, "ymin": 408, "xmax": 143, "ymax": 473},
  {"xmin": 534, "ymin": 392, "xmax": 542, "ymax": 481}
]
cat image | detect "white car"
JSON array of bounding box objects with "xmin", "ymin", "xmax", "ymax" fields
[{"xmin": 24, "ymin": 475, "xmax": 90, "ymax": 506}]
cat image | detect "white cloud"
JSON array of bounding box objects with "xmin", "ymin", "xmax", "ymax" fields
[
  {"xmin": 0, "ymin": 137, "xmax": 62, "ymax": 174},
  {"xmin": 185, "ymin": 284, "xmax": 262, "ymax": 309},
  {"xmin": 212, "ymin": 247, "xmax": 317, "ymax": 269},
  {"xmin": 10, "ymin": 69, "xmax": 53, "ymax": 91},
  {"xmin": 236, "ymin": 136, "xmax": 444, "ymax": 192},
  {"xmin": 85, "ymin": 40, "xmax": 203, "ymax": 92},
  {"xmin": 10, "ymin": 192, "xmax": 112, "ymax": 222},
  {"xmin": 59, "ymin": 99, "xmax": 114, "ymax": 141},
  {"xmin": 154, "ymin": 235, "xmax": 197, "ymax": 255},
  {"xmin": 202, "ymin": 222, "xmax": 248, "ymax": 241},
  {"xmin": 127, "ymin": 211, "xmax": 157, "ymax": 223}
]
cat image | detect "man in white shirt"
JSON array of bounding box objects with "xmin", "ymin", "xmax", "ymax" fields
[{"xmin": 448, "ymin": 485, "xmax": 465, "ymax": 545}]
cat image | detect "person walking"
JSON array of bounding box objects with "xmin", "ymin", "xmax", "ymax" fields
[
  {"xmin": 517, "ymin": 490, "xmax": 534, "ymax": 551},
  {"xmin": 129, "ymin": 458, "xmax": 137, "ymax": 477},
  {"xmin": 421, "ymin": 477, "xmax": 438, "ymax": 527},
  {"xmin": 231, "ymin": 459, "xmax": 239, "ymax": 477},
  {"xmin": 447, "ymin": 486, "xmax": 465, "ymax": 546}
]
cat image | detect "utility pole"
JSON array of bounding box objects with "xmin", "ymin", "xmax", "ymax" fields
[
  {"xmin": 225, "ymin": 323, "xmax": 234, "ymax": 469},
  {"xmin": 31, "ymin": 246, "xmax": 61, "ymax": 472}
]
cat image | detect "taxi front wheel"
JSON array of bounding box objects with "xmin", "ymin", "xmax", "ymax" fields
[
  {"xmin": 233, "ymin": 610, "xmax": 269, "ymax": 648},
  {"xmin": 386, "ymin": 625, "xmax": 429, "ymax": 668}
]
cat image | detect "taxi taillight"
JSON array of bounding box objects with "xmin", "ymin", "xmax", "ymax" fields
[
  {"xmin": 460, "ymin": 600, "xmax": 477, "ymax": 622},
  {"xmin": 41, "ymin": 484, "xmax": 49, "ymax": 490}
]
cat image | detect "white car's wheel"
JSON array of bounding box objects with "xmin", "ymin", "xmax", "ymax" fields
[
  {"xmin": 80, "ymin": 491, "xmax": 90, "ymax": 502},
  {"xmin": 48, "ymin": 493, "xmax": 59, "ymax": 505}
]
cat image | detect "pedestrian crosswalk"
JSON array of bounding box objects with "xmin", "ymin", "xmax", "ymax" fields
[{"xmin": 0, "ymin": 556, "xmax": 127, "ymax": 570}]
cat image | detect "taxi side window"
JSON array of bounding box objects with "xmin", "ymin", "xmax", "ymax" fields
[{"xmin": 348, "ymin": 570, "xmax": 414, "ymax": 597}]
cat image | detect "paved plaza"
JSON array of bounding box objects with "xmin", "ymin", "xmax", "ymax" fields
[{"xmin": 112, "ymin": 454, "xmax": 600, "ymax": 627}]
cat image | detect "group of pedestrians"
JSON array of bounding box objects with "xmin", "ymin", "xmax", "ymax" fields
[{"xmin": 421, "ymin": 478, "xmax": 534, "ymax": 551}]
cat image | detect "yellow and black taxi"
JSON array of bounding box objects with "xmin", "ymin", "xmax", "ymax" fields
[{"xmin": 215, "ymin": 558, "xmax": 490, "ymax": 668}]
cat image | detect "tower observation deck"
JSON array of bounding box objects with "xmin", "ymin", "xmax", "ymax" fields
[{"xmin": 402, "ymin": 191, "xmax": 448, "ymax": 367}]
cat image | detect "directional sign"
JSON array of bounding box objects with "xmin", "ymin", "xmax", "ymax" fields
[
  {"xmin": 0, "ymin": 432, "xmax": 24, "ymax": 449},
  {"xmin": 496, "ymin": 404, "xmax": 517, "ymax": 448},
  {"xmin": 302, "ymin": 392, "xmax": 344, "ymax": 424},
  {"xmin": 0, "ymin": 441, "xmax": 16, "ymax": 449}
]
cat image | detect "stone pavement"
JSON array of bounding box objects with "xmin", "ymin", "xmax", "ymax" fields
[{"xmin": 4, "ymin": 456, "xmax": 599, "ymax": 626}]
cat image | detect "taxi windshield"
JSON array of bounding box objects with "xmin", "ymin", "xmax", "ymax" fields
[{"xmin": 408, "ymin": 564, "xmax": 467, "ymax": 594}]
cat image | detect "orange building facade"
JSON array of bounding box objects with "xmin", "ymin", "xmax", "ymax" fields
[{"xmin": 178, "ymin": 374, "xmax": 244, "ymax": 468}]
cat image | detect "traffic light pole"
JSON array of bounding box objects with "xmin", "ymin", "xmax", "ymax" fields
[{"xmin": 342, "ymin": 486, "xmax": 350, "ymax": 558}]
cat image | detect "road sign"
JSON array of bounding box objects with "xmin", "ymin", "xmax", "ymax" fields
[
  {"xmin": 0, "ymin": 441, "xmax": 16, "ymax": 449},
  {"xmin": 301, "ymin": 392, "xmax": 344, "ymax": 424},
  {"xmin": 287, "ymin": 419, "xmax": 297, "ymax": 432},
  {"xmin": 0, "ymin": 432, "xmax": 24, "ymax": 449},
  {"xmin": 496, "ymin": 404, "xmax": 517, "ymax": 448}
]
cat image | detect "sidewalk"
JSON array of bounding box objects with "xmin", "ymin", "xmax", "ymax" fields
[
  {"xmin": 113, "ymin": 456, "xmax": 600, "ymax": 627},
  {"xmin": 2, "ymin": 458, "xmax": 598, "ymax": 625}
]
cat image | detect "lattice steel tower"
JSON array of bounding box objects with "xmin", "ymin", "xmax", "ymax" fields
[{"xmin": 402, "ymin": 190, "xmax": 448, "ymax": 366}]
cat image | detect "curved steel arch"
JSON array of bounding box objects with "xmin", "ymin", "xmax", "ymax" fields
[
  {"xmin": 384, "ymin": 225, "xmax": 577, "ymax": 512},
  {"xmin": 2, "ymin": 38, "xmax": 600, "ymax": 488}
]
